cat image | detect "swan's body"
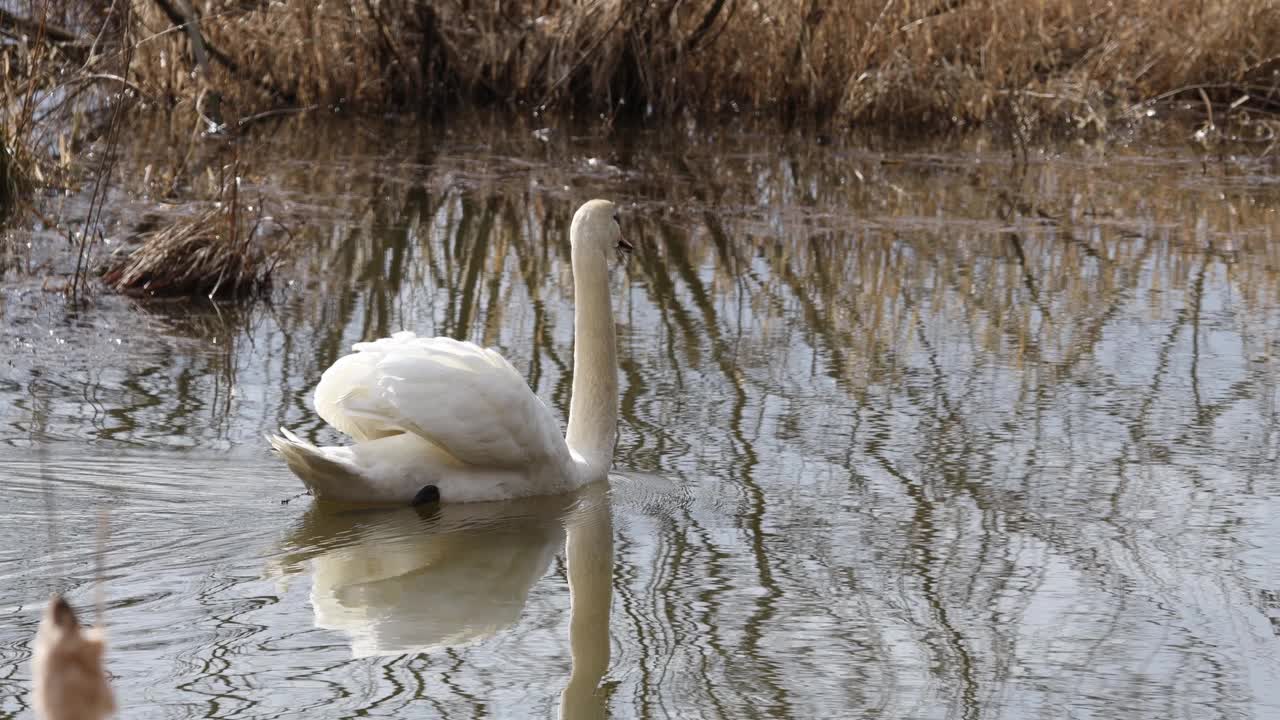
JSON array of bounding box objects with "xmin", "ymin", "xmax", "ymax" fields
[{"xmin": 270, "ymin": 199, "xmax": 628, "ymax": 504}]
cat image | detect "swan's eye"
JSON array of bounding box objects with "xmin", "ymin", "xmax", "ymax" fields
[{"xmin": 613, "ymin": 213, "xmax": 620, "ymax": 227}]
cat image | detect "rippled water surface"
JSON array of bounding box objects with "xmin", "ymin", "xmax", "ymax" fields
[{"xmin": 3, "ymin": 120, "xmax": 1280, "ymax": 719}]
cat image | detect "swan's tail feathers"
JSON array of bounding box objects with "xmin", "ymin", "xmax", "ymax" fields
[{"xmin": 268, "ymin": 428, "xmax": 359, "ymax": 499}]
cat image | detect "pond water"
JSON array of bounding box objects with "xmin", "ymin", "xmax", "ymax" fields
[{"xmin": 2, "ymin": 118, "xmax": 1280, "ymax": 719}]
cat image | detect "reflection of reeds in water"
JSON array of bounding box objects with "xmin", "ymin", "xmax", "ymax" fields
[
  {"xmin": 16, "ymin": 116, "xmax": 1280, "ymax": 441},
  {"xmin": 6, "ymin": 119, "xmax": 1280, "ymax": 715},
  {"xmin": 249, "ymin": 133, "xmax": 1276, "ymax": 712},
  {"xmin": 644, "ymin": 140, "xmax": 1280, "ymax": 382},
  {"xmin": 57, "ymin": 116, "xmax": 1280, "ymax": 455}
]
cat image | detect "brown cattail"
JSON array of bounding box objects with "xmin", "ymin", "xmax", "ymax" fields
[{"xmin": 31, "ymin": 595, "xmax": 115, "ymax": 720}]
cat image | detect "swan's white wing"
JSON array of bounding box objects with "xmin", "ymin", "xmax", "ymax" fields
[
  {"xmin": 313, "ymin": 340, "xmax": 401, "ymax": 442},
  {"xmin": 314, "ymin": 331, "xmax": 567, "ymax": 468}
]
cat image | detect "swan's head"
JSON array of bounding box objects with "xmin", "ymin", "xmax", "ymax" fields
[{"xmin": 571, "ymin": 199, "xmax": 631, "ymax": 261}]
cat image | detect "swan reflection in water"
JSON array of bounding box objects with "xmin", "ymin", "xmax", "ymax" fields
[{"xmin": 268, "ymin": 481, "xmax": 613, "ymax": 717}]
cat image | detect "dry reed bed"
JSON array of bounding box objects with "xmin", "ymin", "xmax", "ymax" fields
[
  {"xmin": 126, "ymin": 0, "xmax": 1280, "ymax": 131},
  {"xmin": 0, "ymin": 131, "xmax": 21, "ymax": 221},
  {"xmin": 101, "ymin": 199, "xmax": 286, "ymax": 298},
  {"xmin": 6, "ymin": 0, "xmax": 1280, "ymax": 301},
  {"xmin": 3, "ymin": 2, "xmax": 128, "ymax": 248}
]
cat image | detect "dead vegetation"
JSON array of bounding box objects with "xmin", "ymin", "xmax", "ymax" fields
[
  {"xmin": 3, "ymin": 1, "xmax": 1276, "ymax": 142},
  {"xmin": 1, "ymin": 129, "xmax": 22, "ymax": 223},
  {"xmin": 103, "ymin": 190, "xmax": 287, "ymax": 299},
  {"xmin": 4, "ymin": 0, "xmax": 1280, "ymax": 298},
  {"xmin": 31, "ymin": 595, "xmax": 115, "ymax": 720},
  {"xmin": 122, "ymin": 0, "xmax": 1280, "ymax": 133}
]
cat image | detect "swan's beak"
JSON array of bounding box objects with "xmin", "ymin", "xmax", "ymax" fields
[{"xmin": 614, "ymin": 237, "xmax": 633, "ymax": 265}]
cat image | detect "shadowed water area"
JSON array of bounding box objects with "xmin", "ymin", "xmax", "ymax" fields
[{"xmin": 2, "ymin": 118, "xmax": 1280, "ymax": 719}]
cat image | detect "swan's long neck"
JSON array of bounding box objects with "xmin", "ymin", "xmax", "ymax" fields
[{"xmin": 564, "ymin": 242, "xmax": 618, "ymax": 479}]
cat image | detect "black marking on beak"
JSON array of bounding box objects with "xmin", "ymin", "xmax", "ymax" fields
[{"xmin": 617, "ymin": 237, "xmax": 634, "ymax": 254}]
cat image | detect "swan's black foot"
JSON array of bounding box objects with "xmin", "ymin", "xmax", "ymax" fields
[{"xmin": 412, "ymin": 485, "xmax": 440, "ymax": 506}]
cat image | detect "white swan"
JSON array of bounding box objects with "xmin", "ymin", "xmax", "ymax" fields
[{"xmin": 270, "ymin": 199, "xmax": 630, "ymax": 504}]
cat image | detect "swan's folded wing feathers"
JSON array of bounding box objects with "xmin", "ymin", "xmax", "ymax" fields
[
  {"xmin": 314, "ymin": 350, "xmax": 403, "ymax": 442},
  {"xmin": 317, "ymin": 332, "xmax": 455, "ymax": 442},
  {"xmin": 315, "ymin": 332, "xmax": 433, "ymax": 441},
  {"xmin": 373, "ymin": 342, "xmax": 566, "ymax": 468},
  {"xmin": 315, "ymin": 333, "xmax": 566, "ymax": 468},
  {"xmin": 351, "ymin": 329, "xmax": 419, "ymax": 353}
]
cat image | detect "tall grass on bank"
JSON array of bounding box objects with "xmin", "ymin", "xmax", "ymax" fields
[
  {"xmin": 1, "ymin": 130, "xmax": 21, "ymax": 222},
  {"xmin": 125, "ymin": 0, "xmax": 1280, "ymax": 132},
  {"xmin": 3, "ymin": 3, "xmax": 289, "ymax": 300},
  {"xmin": 1, "ymin": 10, "xmax": 66, "ymax": 223},
  {"xmin": 2, "ymin": 3, "xmax": 124, "ymax": 224},
  {"xmin": 5, "ymin": 0, "xmax": 1280, "ymax": 299}
]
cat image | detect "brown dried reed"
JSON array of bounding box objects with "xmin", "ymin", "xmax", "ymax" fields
[
  {"xmin": 103, "ymin": 196, "xmax": 285, "ymax": 299},
  {"xmin": 6, "ymin": 0, "xmax": 1280, "ymax": 300},
  {"xmin": 124, "ymin": 0, "xmax": 1280, "ymax": 131},
  {"xmin": 2, "ymin": 2, "xmax": 125, "ymax": 225},
  {"xmin": 0, "ymin": 130, "xmax": 22, "ymax": 222}
]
